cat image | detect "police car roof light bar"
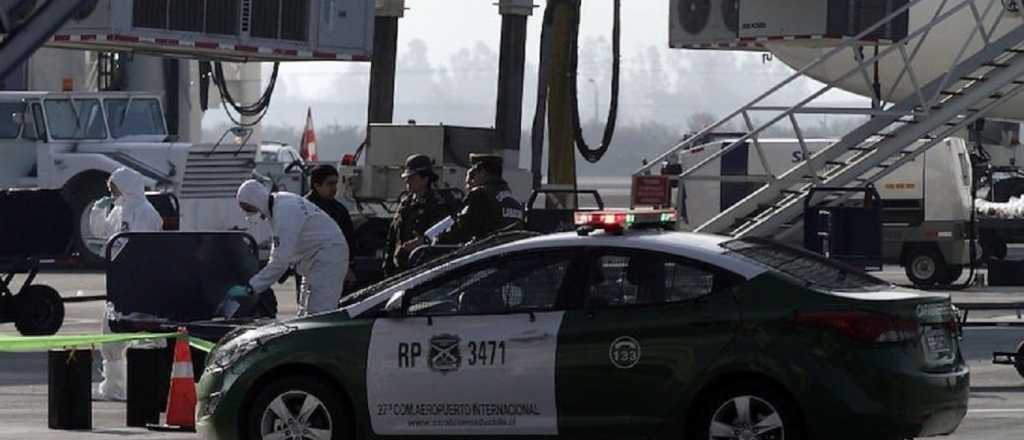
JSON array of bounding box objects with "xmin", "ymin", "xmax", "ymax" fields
[{"xmin": 574, "ymin": 209, "xmax": 677, "ymax": 235}]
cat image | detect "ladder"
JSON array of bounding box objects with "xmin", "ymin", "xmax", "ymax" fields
[{"xmin": 635, "ymin": 0, "xmax": 1024, "ymax": 238}]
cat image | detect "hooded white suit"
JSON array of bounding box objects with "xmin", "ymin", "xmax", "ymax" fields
[
  {"xmin": 90, "ymin": 167, "xmax": 163, "ymax": 401},
  {"xmin": 236, "ymin": 180, "xmax": 349, "ymax": 316}
]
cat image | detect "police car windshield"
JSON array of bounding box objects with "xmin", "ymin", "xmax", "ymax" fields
[
  {"xmin": 338, "ymin": 231, "xmax": 543, "ymax": 309},
  {"xmin": 721, "ymin": 238, "xmax": 890, "ymax": 291}
]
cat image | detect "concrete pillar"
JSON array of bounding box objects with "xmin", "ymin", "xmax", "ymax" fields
[
  {"xmin": 368, "ymin": 0, "xmax": 404, "ymax": 125},
  {"xmin": 495, "ymin": 0, "xmax": 534, "ymax": 171}
]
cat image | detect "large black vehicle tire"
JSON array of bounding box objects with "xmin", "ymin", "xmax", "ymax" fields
[
  {"xmin": 905, "ymin": 248, "xmax": 949, "ymax": 287},
  {"xmin": 1015, "ymin": 341, "xmax": 1024, "ymax": 379},
  {"xmin": 247, "ymin": 375, "xmax": 351, "ymax": 440},
  {"xmin": 688, "ymin": 380, "xmax": 804, "ymax": 440},
  {"xmin": 14, "ymin": 285, "xmax": 65, "ymax": 336},
  {"xmin": 943, "ymin": 266, "xmax": 965, "ymax": 285},
  {"xmin": 67, "ymin": 177, "xmax": 110, "ymax": 267}
]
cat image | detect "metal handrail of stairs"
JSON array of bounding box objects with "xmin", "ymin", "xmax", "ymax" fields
[{"xmin": 633, "ymin": 0, "xmax": 1024, "ymax": 238}]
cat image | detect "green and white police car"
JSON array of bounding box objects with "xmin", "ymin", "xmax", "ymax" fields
[{"xmin": 197, "ymin": 210, "xmax": 968, "ymax": 440}]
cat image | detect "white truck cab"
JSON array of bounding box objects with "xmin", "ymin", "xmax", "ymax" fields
[
  {"xmin": 0, "ymin": 91, "xmax": 185, "ymax": 190},
  {"xmin": 0, "ymin": 91, "xmax": 255, "ymax": 264}
]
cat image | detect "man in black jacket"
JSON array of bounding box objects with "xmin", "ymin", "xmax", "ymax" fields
[
  {"xmin": 303, "ymin": 165, "xmax": 356, "ymax": 290},
  {"xmin": 306, "ymin": 165, "xmax": 355, "ymax": 243}
]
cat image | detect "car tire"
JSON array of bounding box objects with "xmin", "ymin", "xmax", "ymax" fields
[
  {"xmin": 1015, "ymin": 341, "xmax": 1024, "ymax": 380},
  {"xmin": 905, "ymin": 248, "xmax": 948, "ymax": 287},
  {"xmin": 68, "ymin": 178, "xmax": 110, "ymax": 268},
  {"xmin": 247, "ymin": 375, "xmax": 351, "ymax": 440},
  {"xmin": 14, "ymin": 285, "xmax": 65, "ymax": 336},
  {"xmin": 689, "ymin": 380, "xmax": 804, "ymax": 440}
]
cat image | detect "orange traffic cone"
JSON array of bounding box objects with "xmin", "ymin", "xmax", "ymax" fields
[{"xmin": 147, "ymin": 328, "xmax": 196, "ymax": 432}]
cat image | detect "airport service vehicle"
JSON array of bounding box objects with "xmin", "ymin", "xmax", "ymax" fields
[
  {"xmin": 255, "ymin": 141, "xmax": 305, "ymax": 195},
  {"xmin": 0, "ymin": 90, "xmax": 255, "ymax": 265},
  {"xmin": 197, "ymin": 210, "xmax": 967, "ymax": 440}
]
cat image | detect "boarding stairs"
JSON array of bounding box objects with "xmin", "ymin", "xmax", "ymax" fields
[{"xmin": 636, "ymin": 0, "xmax": 1024, "ymax": 238}]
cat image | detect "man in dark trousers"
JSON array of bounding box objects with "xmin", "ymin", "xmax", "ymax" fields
[
  {"xmin": 384, "ymin": 154, "xmax": 453, "ymax": 275},
  {"xmin": 440, "ymin": 153, "xmax": 525, "ymax": 244}
]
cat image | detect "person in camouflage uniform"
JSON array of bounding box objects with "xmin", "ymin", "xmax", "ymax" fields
[
  {"xmin": 383, "ymin": 154, "xmax": 453, "ymax": 275},
  {"xmin": 440, "ymin": 153, "xmax": 525, "ymax": 244}
]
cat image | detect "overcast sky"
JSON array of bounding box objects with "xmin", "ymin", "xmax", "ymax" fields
[{"xmin": 272, "ymin": 0, "xmax": 667, "ymax": 100}]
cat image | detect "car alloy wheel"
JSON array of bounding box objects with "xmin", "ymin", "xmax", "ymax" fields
[
  {"xmin": 259, "ymin": 390, "xmax": 334, "ymax": 440},
  {"xmin": 709, "ymin": 395, "xmax": 784, "ymax": 440}
]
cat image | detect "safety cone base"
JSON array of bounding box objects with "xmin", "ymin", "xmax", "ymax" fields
[{"xmin": 145, "ymin": 422, "xmax": 197, "ymax": 433}]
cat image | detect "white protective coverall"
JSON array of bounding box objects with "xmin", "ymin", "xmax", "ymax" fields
[
  {"xmin": 236, "ymin": 180, "xmax": 349, "ymax": 316},
  {"xmin": 90, "ymin": 167, "xmax": 163, "ymax": 401}
]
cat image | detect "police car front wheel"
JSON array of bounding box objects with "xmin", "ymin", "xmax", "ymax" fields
[
  {"xmin": 247, "ymin": 375, "xmax": 351, "ymax": 440},
  {"xmin": 689, "ymin": 380, "xmax": 804, "ymax": 440}
]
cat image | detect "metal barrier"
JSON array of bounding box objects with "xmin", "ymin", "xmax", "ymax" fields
[{"xmin": 105, "ymin": 232, "xmax": 269, "ymax": 325}]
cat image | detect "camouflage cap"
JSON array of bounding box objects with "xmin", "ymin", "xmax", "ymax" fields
[{"xmin": 402, "ymin": 154, "xmax": 436, "ymax": 178}]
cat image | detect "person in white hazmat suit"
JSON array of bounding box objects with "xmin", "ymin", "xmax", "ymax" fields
[
  {"xmin": 88, "ymin": 167, "xmax": 163, "ymax": 401},
  {"xmin": 229, "ymin": 180, "xmax": 349, "ymax": 316}
]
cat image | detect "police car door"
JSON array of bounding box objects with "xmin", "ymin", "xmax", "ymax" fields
[
  {"xmin": 556, "ymin": 248, "xmax": 742, "ymax": 438},
  {"xmin": 367, "ymin": 250, "xmax": 579, "ymax": 437}
]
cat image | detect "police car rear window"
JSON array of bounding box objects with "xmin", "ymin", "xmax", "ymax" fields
[{"xmin": 721, "ymin": 238, "xmax": 889, "ymax": 291}]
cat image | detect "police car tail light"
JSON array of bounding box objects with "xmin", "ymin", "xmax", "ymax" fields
[
  {"xmin": 574, "ymin": 209, "xmax": 677, "ymax": 233},
  {"xmin": 794, "ymin": 311, "xmax": 918, "ymax": 343}
]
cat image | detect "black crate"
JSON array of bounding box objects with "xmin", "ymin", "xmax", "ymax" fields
[
  {"xmin": 987, "ymin": 259, "xmax": 1024, "ymax": 286},
  {"xmin": 48, "ymin": 349, "xmax": 92, "ymax": 430}
]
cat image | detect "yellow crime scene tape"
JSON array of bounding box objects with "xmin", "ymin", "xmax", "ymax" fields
[{"xmin": 0, "ymin": 333, "xmax": 217, "ymax": 353}]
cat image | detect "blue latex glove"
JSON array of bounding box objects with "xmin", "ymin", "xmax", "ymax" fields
[
  {"xmin": 226, "ymin": 285, "xmax": 252, "ymax": 299},
  {"xmin": 93, "ymin": 196, "xmax": 114, "ymax": 211}
]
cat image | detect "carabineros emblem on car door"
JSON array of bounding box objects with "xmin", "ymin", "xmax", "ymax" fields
[
  {"xmin": 428, "ymin": 334, "xmax": 462, "ymax": 374},
  {"xmin": 609, "ymin": 336, "xmax": 641, "ymax": 369}
]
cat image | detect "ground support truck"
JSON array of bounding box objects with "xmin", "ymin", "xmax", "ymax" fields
[
  {"xmin": 0, "ymin": 90, "xmax": 257, "ymax": 266},
  {"xmin": 672, "ymin": 135, "xmax": 975, "ymax": 286}
]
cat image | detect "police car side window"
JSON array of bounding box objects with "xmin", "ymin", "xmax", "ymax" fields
[
  {"xmin": 406, "ymin": 253, "xmax": 573, "ymax": 316},
  {"xmin": 584, "ymin": 252, "xmax": 718, "ymax": 307}
]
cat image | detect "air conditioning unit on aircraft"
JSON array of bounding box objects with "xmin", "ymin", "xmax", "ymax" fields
[
  {"xmin": 670, "ymin": 0, "xmax": 744, "ymax": 49},
  {"xmin": 670, "ymin": 0, "xmax": 908, "ymax": 50},
  {"xmin": 738, "ymin": 0, "xmax": 909, "ymax": 43},
  {"xmin": 42, "ymin": 0, "xmax": 373, "ymax": 62}
]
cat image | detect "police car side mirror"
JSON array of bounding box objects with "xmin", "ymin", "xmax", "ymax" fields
[{"xmin": 383, "ymin": 290, "xmax": 406, "ymax": 317}]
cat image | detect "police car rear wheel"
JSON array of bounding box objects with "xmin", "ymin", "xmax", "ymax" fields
[
  {"xmin": 690, "ymin": 381, "xmax": 803, "ymax": 440},
  {"xmin": 248, "ymin": 376, "xmax": 350, "ymax": 440}
]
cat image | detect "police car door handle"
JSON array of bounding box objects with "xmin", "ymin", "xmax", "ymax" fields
[{"xmin": 509, "ymin": 333, "xmax": 553, "ymax": 343}]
